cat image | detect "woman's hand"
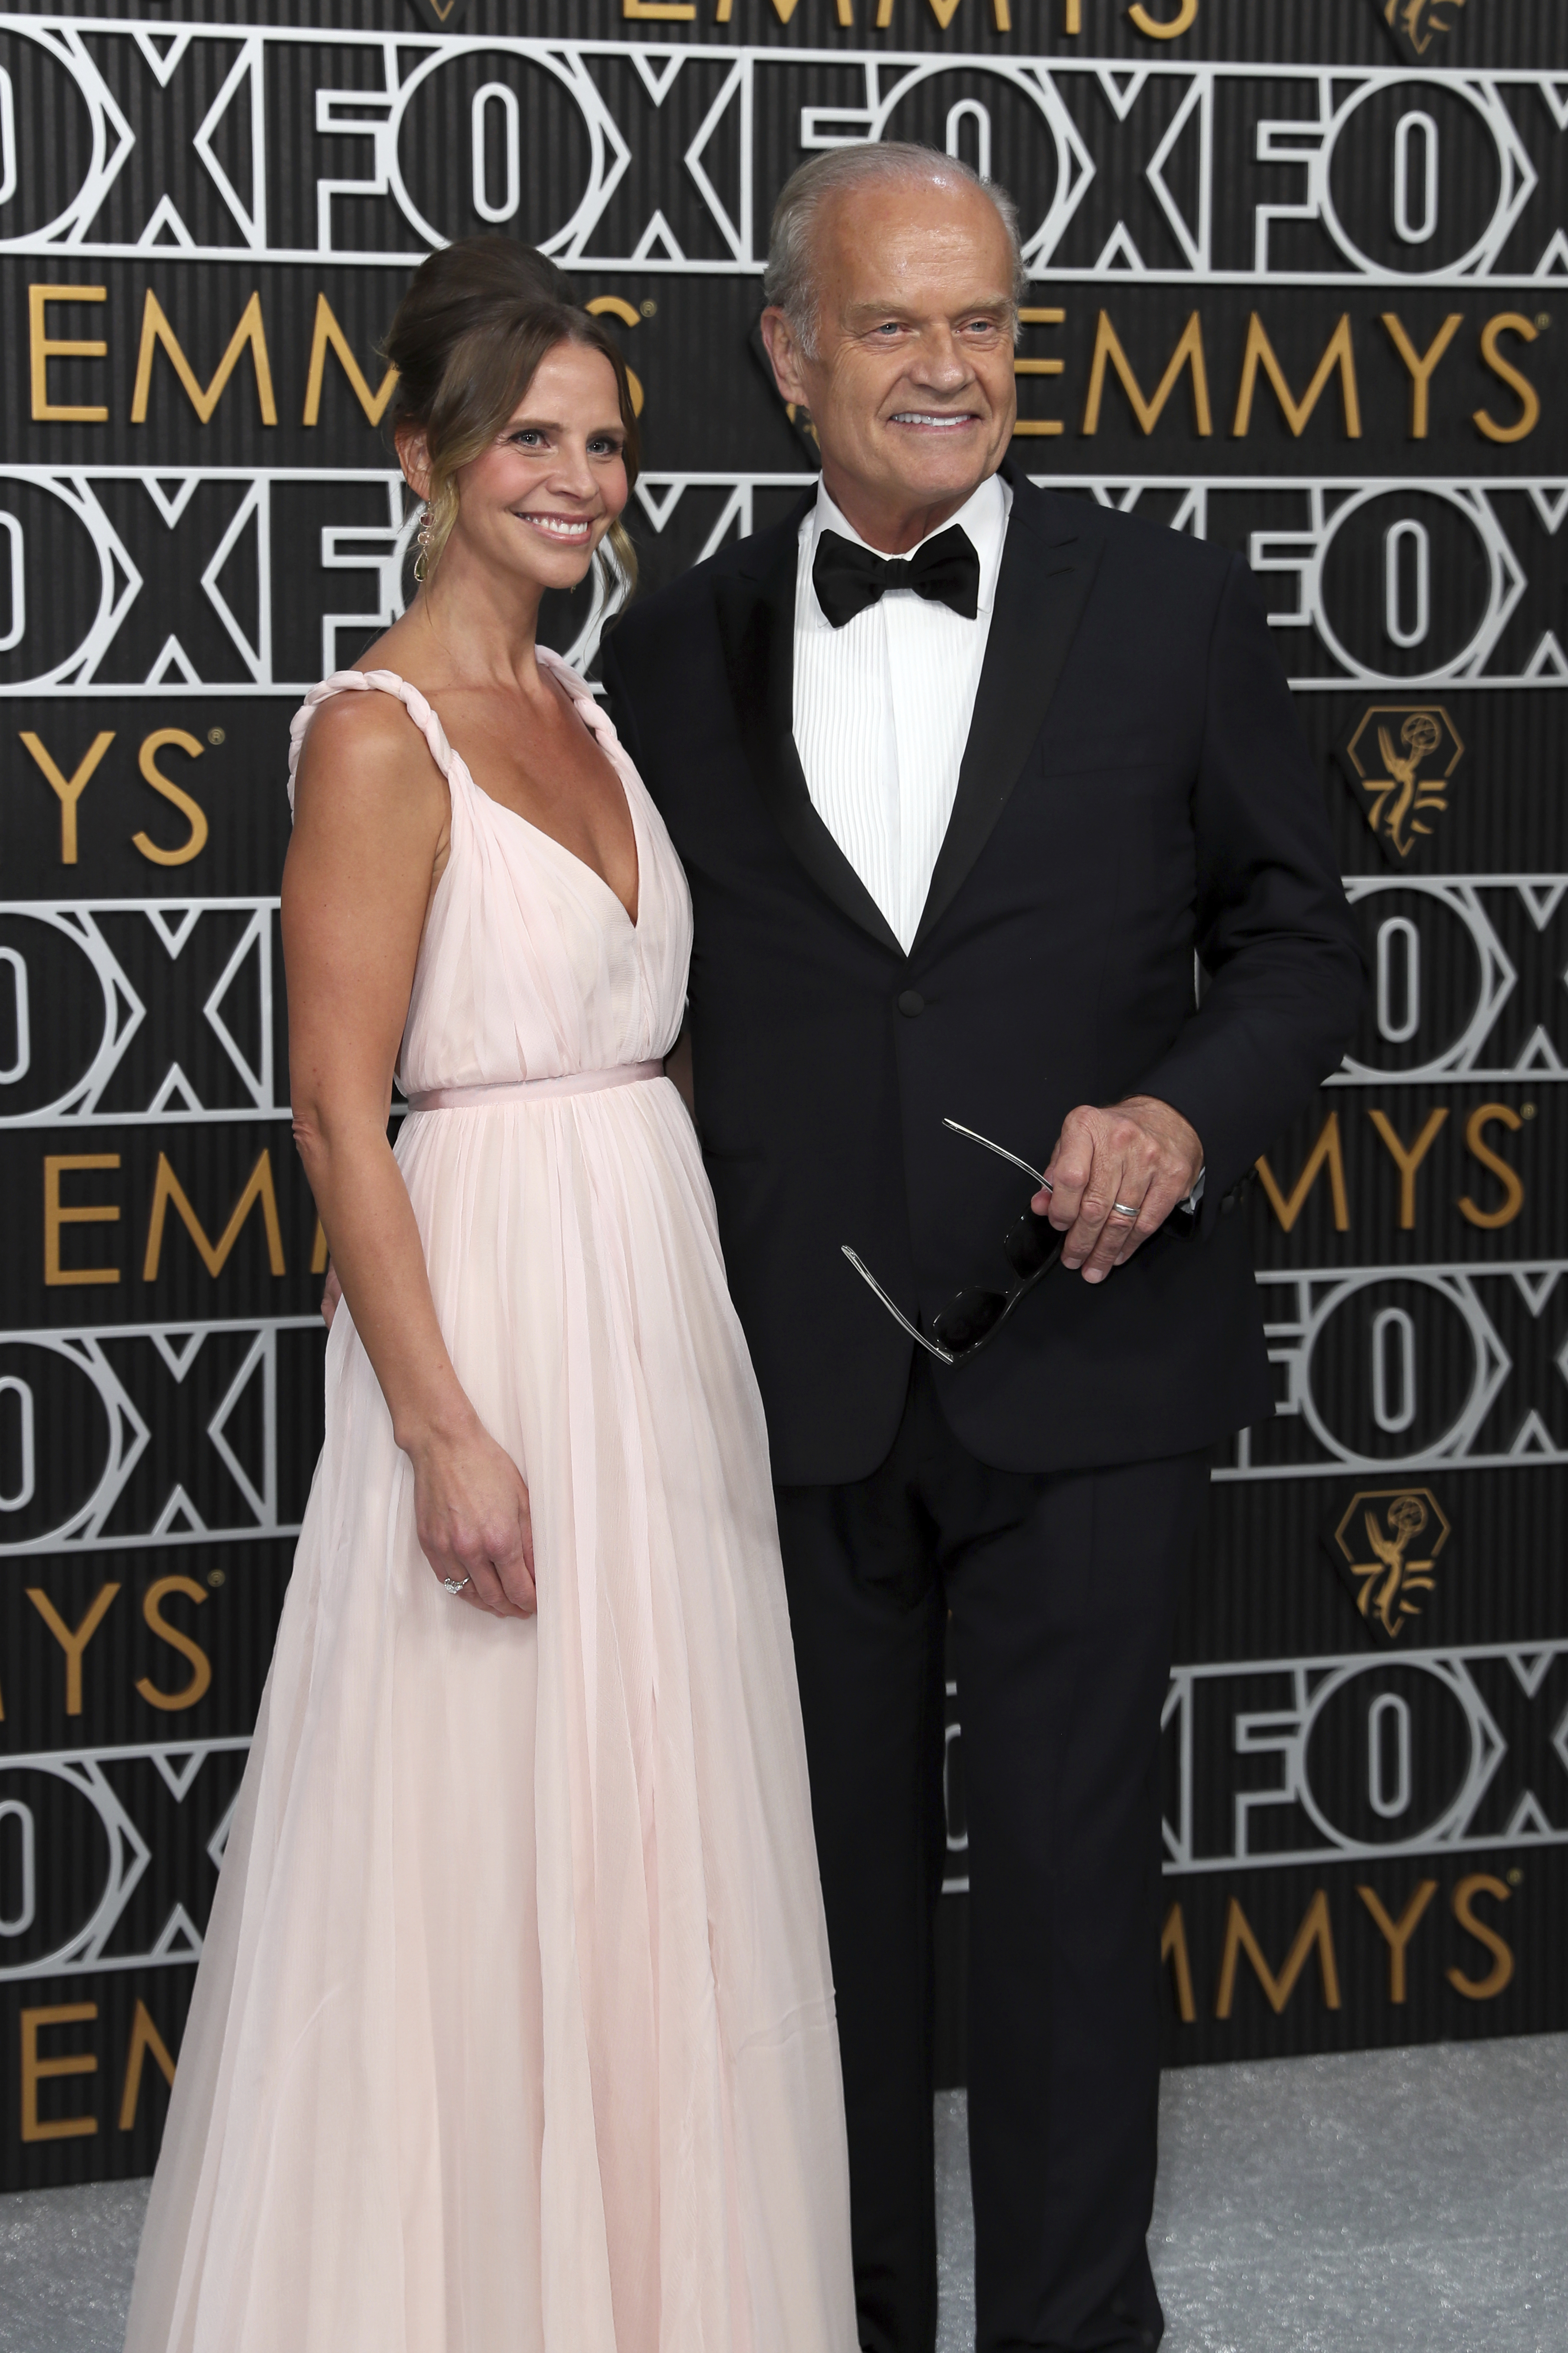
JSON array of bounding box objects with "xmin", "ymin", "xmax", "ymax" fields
[
  {"xmin": 409, "ymin": 1419, "xmax": 537, "ymax": 1618},
  {"xmin": 319, "ymin": 1255, "xmax": 530, "ymax": 1617}
]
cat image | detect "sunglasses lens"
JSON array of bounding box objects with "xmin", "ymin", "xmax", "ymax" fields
[
  {"xmin": 1003, "ymin": 1210, "xmax": 1058, "ymax": 1278},
  {"xmin": 931, "ymin": 1286, "xmax": 1009, "ymax": 1351}
]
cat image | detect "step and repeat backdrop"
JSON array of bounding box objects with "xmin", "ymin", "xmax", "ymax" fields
[{"xmin": 0, "ymin": 0, "xmax": 1566, "ymax": 2187}]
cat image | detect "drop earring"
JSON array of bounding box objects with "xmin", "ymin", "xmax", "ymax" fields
[{"xmin": 413, "ymin": 511, "xmax": 432, "ymax": 585}]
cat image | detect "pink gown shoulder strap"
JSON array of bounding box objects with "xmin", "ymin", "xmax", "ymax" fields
[
  {"xmin": 287, "ymin": 668, "xmax": 458, "ymax": 812},
  {"xmin": 536, "ymin": 645, "xmax": 626, "ymax": 759}
]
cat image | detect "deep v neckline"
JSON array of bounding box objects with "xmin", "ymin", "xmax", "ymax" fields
[
  {"xmin": 297, "ymin": 662, "xmax": 645, "ymax": 933},
  {"xmin": 455, "ymin": 741, "xmax": 644, "ymax": 935},
  {"xmin": 448, "ymin": 660, "xmax": 643, "ymax": 933}
]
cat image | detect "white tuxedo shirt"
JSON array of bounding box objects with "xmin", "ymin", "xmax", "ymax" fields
[{"xmin": 792, "ymin": 473, "xmax": 1011, "ymax": 955}]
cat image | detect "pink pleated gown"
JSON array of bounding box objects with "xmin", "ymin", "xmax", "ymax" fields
[{"xmin": 123, "ymin": 657, "xmax": 858, "ymax": 2353}]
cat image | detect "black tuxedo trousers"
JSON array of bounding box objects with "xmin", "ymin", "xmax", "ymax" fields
[
  {"xmin": 603, "ymin": 469, "xmax": 1363, "ymax": 2352},
  {"xmin": 777, "ymin": 1360, "xmax": 1209, "ymax": 2353}
]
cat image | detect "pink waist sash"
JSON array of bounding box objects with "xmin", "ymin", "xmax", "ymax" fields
[{"xmin": 406, "ymin": 1061, "xmax": 663, "ymax": 1113}]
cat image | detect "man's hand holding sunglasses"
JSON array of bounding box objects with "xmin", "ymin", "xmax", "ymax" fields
[{"xmin": 1035, "ymin": 1096, "xmax": 1204, "ymax": 1283}]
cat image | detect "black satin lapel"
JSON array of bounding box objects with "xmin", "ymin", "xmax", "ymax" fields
[
  {"xmin": 714, "ymin": 543, "xmax": 905, "ymax": 960},
  {"xmin": 912, "ymin": 505, "xmax": 1104, "ymax": 953}
]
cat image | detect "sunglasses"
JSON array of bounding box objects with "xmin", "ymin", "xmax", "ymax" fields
[{"xmin": 842, "ymin": 1117, "xmax": 1064, "ymax": 1370}]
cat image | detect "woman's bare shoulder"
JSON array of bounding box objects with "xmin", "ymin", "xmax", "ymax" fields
[
  {"xmin": 294, "ymin": 684, "xmax": 448, "ymax": 827},
  {"xmin": 299, "ymin": 680, "xmax": 424, "ymax": 762}
]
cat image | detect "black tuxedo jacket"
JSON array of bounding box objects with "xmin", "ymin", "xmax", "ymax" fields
[{"xmin": 602, "ymin": 464, "xmax": 1364, "ymax": 1485}]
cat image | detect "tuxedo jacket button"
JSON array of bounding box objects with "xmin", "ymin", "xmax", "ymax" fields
[{"xmin": 897, "ymin": 989, "xmax": 925, "ymax": 1018}]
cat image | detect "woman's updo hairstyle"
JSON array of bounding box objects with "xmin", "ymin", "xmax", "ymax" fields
[{"xmin": 382, "ymin": 236, "xmax": 640, "ymax": 589}]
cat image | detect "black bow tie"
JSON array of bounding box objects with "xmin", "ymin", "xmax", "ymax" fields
[{"xmin": 812, "ymin": 524, "xmax": 982, "ymax": 630}]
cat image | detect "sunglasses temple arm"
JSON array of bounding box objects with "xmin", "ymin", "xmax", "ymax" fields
[
  {"xmin": 941, "ymin": 1118, "xmax": 1050, "ymax": 1192},
  {"xmin": 840, "ymin": 1248, "xmax": 957, "ymax": 1367}
]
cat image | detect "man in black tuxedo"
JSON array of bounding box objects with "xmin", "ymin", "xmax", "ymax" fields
[{"xmin": 603, "ymin": 145, "xmax": 1362, "ymax": 2353}]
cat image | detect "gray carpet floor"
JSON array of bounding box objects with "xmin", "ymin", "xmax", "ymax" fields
[{"xmin": 4, "ymin": 2037, "xmax": 1564, "ymax": 2351}]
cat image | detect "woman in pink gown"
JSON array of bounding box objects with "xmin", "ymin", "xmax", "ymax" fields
[{"xmin": 123, "ymin": 238, "xmax": 857, "ymax": 2353}]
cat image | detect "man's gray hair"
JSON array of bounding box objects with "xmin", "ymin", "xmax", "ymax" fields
[{"xmin": 762, "ymin": 143, "xmax": 1026, "ymax": 359}]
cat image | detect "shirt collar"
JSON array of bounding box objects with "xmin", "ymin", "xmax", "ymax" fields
[{"xmin": 800, "ymin": 471, "xmax": 1012, "ymax": 630}]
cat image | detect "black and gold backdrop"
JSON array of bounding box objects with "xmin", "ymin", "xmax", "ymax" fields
[{"xmin": 1, "ymin": 0, "xmax": 1566, "ymax": 2190}]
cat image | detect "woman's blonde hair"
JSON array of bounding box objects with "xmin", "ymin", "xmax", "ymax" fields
[{"xmin": 383, "ymin": 236, "xmax": 640, "ymax": 591}]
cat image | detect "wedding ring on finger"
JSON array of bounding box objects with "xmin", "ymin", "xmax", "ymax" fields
[
  {"xmin": 1110, "ymin": 1199, "xmax": 1139, "ymax": 1219},
  {"xmin": 443, "ymin": 1575, "xmax": 470, "ymax": 1596}
]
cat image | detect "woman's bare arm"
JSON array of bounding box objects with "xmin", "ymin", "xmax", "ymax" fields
[{"xmin": 284, "ymin": 693, "xmax": 534, "ymax": 1616}]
